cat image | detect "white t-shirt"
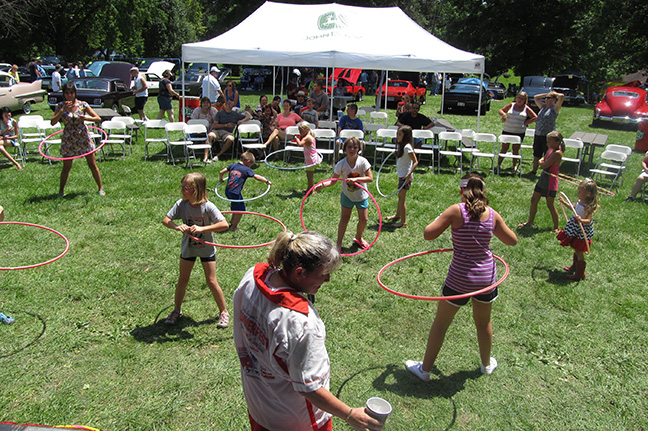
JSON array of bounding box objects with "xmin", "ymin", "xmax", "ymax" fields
[
  {"xmin": 166, "ymin": 199, "xmax": 224, "ymax": 258},
  {"xmin": 132, "ymin": 74, "xmax": 148, "ymax": 98},
  {"xmin": 201, "ymin": 73, "xmax": 222, "ymax": 103},
  {"xmin": 334, "ymin": 155, "xmax": 371, "ymax": 201},
  {"xmin": 52, "ymin": 71, "xmax": 62, "ymax": 92},
  {"xmin": 396, "ymin": 143, "xmax": 414, "ymax": 178},
  {"xmin": 233, "ymin": 263, "xmax": 331, "ymax": 430}
]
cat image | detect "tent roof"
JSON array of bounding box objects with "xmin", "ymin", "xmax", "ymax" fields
[{"xmin": 182, "ymin": 2, "xmax": 484, "ymax": 74}]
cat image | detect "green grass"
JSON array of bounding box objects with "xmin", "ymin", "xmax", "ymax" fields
[{"xmin": 0, "ymin": 93, "xmax": 646, "ymax": 430}]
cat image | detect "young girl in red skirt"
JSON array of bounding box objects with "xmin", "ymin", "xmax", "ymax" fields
[{"xmin": 556, "ymin": 179, "xmax": 599, "ymax": 280}]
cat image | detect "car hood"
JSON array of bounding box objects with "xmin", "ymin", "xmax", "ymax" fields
[
  {"xmin": 148, "ymin": 61, "xmax": 176, "ymax": 77},
  {"xmin": 448, "ymin": 84, "xmax": 482, "ymax": 94},
  {"xmin": 600, "ymin": 90, "xmax": 646, "ymax": 116}
]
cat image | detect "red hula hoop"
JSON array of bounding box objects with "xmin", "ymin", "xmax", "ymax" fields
[
  {"xmin": 377, "ymin": 249, "xmax": 509, "ymax": 301},
  {"xmin": 301, "ymin": 178, "xmax": 382, "ymax": 257},
  {"xmin": 38, "ymin": 126, "xmax": 108, "ymax": 161},
  {"xmin": 0, "ymin": 222, "xmax": 70, "ymax": 270},
  {"xmin": 184, "ymin": 211, "xmax": 286, "ymax": 249}
]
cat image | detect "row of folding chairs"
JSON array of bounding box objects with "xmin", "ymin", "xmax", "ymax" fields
[{"xmin": 589, "ymin": 144, "xmax": 632, "ymax": 188}]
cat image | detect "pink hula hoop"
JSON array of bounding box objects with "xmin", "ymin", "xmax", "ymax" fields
[
  {"xmin": 38, "ymin": 126, "xmax": 108, "ymax": 161},
  {"xmin": 0, "ymin": 222, "xmax": 70, "ymax": 270},
  {"xmin": 301, "ymin": 178, "xmax": 382, "ymax": 257},
  {"xmin": 184, "ymin": 211, "xmax": 286, "ymax": 249},
  {"xmin": 377, "ymin": 249, "xmax": 509, "ymax": 301}
]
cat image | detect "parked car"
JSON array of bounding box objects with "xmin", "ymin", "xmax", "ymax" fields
[
  {"xmin": 593, "ymin": 86, "xmax": 648, "ymax": 126},
  {"xmin": 443, "ymin": 78, "xmax": 491, "ymax": 114},
  {"xmin": 47, "ymin": 77, "xmax": 135, "ymax": 114},
  {"xmin": 520, "ymin": 76, "xmax": 554, "ymax": 110},
  {"xmin": 171, "ymin": 68, "xmax": 231, "ymax": 97},
  {"xmin": 325, "ymin": 78, "xmax": 366, "ymax": 102},
  {"xmin": 375, "ymin": 80, "xmax": 426, "ymax": 107},
  {"xmin": 0, "ymin": 71, "xmax": 46, "ymax": 114},
  {"xmin": 99, "ymin": 62, "xmax": 135, "ymax": 88},
  {"xmin": 40, "ymin": 66, "xmax": 96, "ymax": 91},
  {"xmin": 0, "ymin": 65, "xmax": 31, "ymax": 83},
  {"xmin": 552, "ymin": 72, "xmax": 587, "ymax": 105},
  {"xmin": 487, "ymin": 81, "xmax": 506, "ymax": 99}
]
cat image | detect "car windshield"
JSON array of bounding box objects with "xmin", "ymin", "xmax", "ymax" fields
[
  {"xmin": 388, "ymin": 81, "xmax": 408, "ymax": 87},
  {"xmin": 178, "ymin": 73, "xmax": 201, "ymax": 82},
  {"xmin": 74, "ymin": 80, "xmax": 109, "ymax": 91},
  {"xmin": 611, "ymin": 90, "xmax": 638, "ymax": 98}
]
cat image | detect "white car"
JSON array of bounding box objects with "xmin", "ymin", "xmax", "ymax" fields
[
  {"xmin": 0, "ymin": 71, "xmax": 46, "ymax": 114},
  {"xmin": 144, "ymin": 61, "xmax": 176, "ymax": 96}
]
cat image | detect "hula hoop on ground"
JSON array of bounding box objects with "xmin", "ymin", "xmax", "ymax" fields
[
  {"xmin": 559, "ymin": 191, "xmax": 590, "ymax": 255},
  {"xmin": 38, "ymin": 126, "xmax": 108, "ymax": 161},
  {"xmin": 376, "ymin": 151, "xmax": 408, "ymax": 198},
  {"xmin": 0, "ymin": 222, "xmax": 70, "ymax": 270},
  {"xmin": 184, "ymin": 211, "xmax": 286, "ymax": 249},
  {"xmin": 377, "ymin": 249, "xmax": 509, "ymax": 301},
  {"xmin": 264, "ymin": 148, "xmax": 324, "ymax": 171},
  {"xmin": 548, "ymin": 172, "xmax": 615, "ymax": 197},
  {"xmin": 301, "ymin": 178, "xmax": 382, "ymax": 257},
  {"xmin": 214, "ymin": 180, "xmax": 271, "ymax": 203}
]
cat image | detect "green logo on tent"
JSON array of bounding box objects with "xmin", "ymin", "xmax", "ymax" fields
[{"xmin": 318, "ymin": 12, "xmax": 346, "ymax": 30}]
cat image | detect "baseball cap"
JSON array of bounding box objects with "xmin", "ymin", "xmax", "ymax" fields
[
  {"xmin": 210, "ymin": 66, "xmax": 220, "ymax": 73},
  {"xmin": 296, "ymin": 91, "xmax": 306, "ymax": 97},
  {"xmin": 130, "ymin": 66, "xmax": 139, "ymax": 72}
]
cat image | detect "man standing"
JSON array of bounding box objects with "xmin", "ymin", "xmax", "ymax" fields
[
  {"xmin": 211, "ymin": 99, "xmax": 251, "ymax": 161},
  {"xmin": 201, "ymin": 66, "xmax": 224, "ymax": 103},
  {"xmin": 130, "ymin": 67, "xmax": 149, "ymax": 121},
  {"xmin": 309, "ymin": 81, "xmax": 329, "ymax": 119},
  {"xmin": 51, "ymin": 64, "xmax": 63, "ymax": 93}
]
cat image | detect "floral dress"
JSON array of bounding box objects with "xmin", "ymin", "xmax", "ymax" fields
[{"xmin": 57, "ymin": 101, "xmax": 95, "ymax": 157}]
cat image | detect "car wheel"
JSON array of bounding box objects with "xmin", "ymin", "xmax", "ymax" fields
[
  {"xmin": 22, "ymin": 101, "xmax": 32, "ymax": 114},
  {"xmin": 112, "ymin": 102, "xmax": 121, "ymax": 114},
  {"xmin": 356, "ymin": 90, "xmax": 363, "ymax": 102}
]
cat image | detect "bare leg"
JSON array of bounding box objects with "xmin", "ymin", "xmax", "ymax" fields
[
  {"xmin": 546, "ymin": 195, "xmax": 559, "ymax": 230},
  {"xmin": 168, "ymin": 110, "xmax": 175, "ymax": 123},
  {"xmin": 511, "ymin": 144, "xmax": 520, "ymax": 170},
  {"xmin": 59, "ymin": 159, "xmax": 74, "ymax": 194},
  {"xmin": 393, "ymin": 188, "xmax": 408, "ymax": 226},
  {"xmin": 230, "ymin": 213, "xmax": 243, "ymax": 230},
  {"xmin": 202, "ymin": 260, "xmax": 227, "ymax": 314},
  {"xmin": 264, "ymin": 129, "xmax": 279, "ymax": 147},
  {"xmin": 497, "ymin": 142, "xmax": 510, "ymax": 168},
  {"xmin": 521, "ymin": 191, "xmax": 541, "ymax": 226},
  {"xmin": 0, "ymin": 144, "xmax": 22, "ymax": 170},
  {"xmin": 421, "ymin": 300, "xmax": 460, "ymax": 371},
  {"xmin": 629, "ymin": 175, "xmax": 648, "ymax": 198},
  {"xmin": 472, "ymin": 300, "xmax": 494, "ymax": 368},
  {"xmin": 85, "ymin": 153, "xmax": 103, "ymax": 192},
  {"xmin": 532, "ymin": 156, "xmax": 540, "ymax": 174},
  {"xmin": 215, "ymin": 137, "xmax": 233, "ymax": 159},
  {"xmin": 355, "ymin": 207, "xmax": 369, "ymax": 242},
  {"xmin": 337, "ymin": 206, "xmax": 353, "ymax": 249},
  {"xmin": 173, "ymin": 258, "xmax": 196, "ymax": 312},
  {"xmin": 306, "ymin": 170, "xmax": 314, "ymax": 191}
]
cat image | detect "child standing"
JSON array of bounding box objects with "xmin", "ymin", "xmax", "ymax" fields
[
  {"xmin": 519, "ymin": 131, "xmax": 564, "ymax": 232},
  {"xmin": 219, "ymin": 151, "xmax": 271, "ymax": 231},
  {"xmin": 0, "ymin": 107, "xmax": 23, "ymax": 170},
  {"xmin": 556, "ymin": 179, "xmax": 598, "ymax": 280},
  {"xmin": 385, "ymin": 125, "xmax": 418, "ymax": 228},
  {"xmin": 162, "ymin": 172, "xmax": 230, "ymax": 327},
  {"xmin": 315, "ymin": 137, "xmax": 373, "ymax": 250},
  {"xmin": 295, "ymin": 121, "xmax": 322, "ymax": 192}
]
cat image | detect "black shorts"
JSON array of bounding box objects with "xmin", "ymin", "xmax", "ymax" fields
[
  {"xmin": 534, "ymin": 172, "xmax": 557, "ymax": 197},
  {"xmin": 181, "ymin": 254, "xmax": 215, "ymax": 262},
  {"xmin": 443, "ymin": 283, "xmax": 498, "ymax": 307},
  {"xmin": 533, "ymin": 134, "xmax": 548, "ymax": 159},
  {"xmin": 135, "ymin": 96, "xmax": 148, "ymax": 111}
]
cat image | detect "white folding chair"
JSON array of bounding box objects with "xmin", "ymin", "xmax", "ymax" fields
[
  {"xmin": 438, "ymin": 131, "xmax": 463, "ymax": 174},
  {"xmin": 356, "ymin": 109, "xmax": 367, "ymax": 121},
  {"xmin": 283, "ymin": 125, "xmax": 302, "ymax": 163},
  {"xmin": 522, "ymin": 128, "xmax": 535, "ymax": 150},
  {"xmin": 165, "ymin": 122, "xmax": 190, "ymax": 166},
  {"xmin": 313, "ymin": 129, "xmax": 336, "ymax": 161},
  {"xmin": 100, "ymin": 120, "xmax": 128, "ymax": 161},
  {"xmin": 589, "ymin": 150, "xmax": 628, "ymax": 188},
  {"xmin": 374, "ymin": 128, "xmax": 396, "ymax": 166},
  {"xmin": 183, "ymin": 123, "xmax": 212, "ymax": 167},
  {"xmin": 110, "ymin": 116, "xmax": 135, "ymax": 155},
  {"xmin": 497, "ymin": 134, "xmax": 522, "ymax": 177},
  {"xmin": 562, "ymin": 138, "xmax": 584, "ymax": 175},
  {"xmin": 317, "ymin": 120, "xmax": 337, "ymax": 130},
  {"xmin": 37, "ymin": 121, "xmax": 62, "ymax": 165},
  {"xmin": 144, "ymin": 119, "xmax": 168, "ymax": 161},
  {"xmin": 237, "ymin": 123, "xmax": 266, "ymax": 159},
  {"xmin": 18, "ymin": 116, "xmax": 44, "ymax": 163},
  {"xmin": 470, "ymin": 133, "xmax": 498, "ymax": 175},
  {"xmin": 412, "ymin": 129, "xmax": 436, "ymax": 168},
  {"xmin": 369, "ymin": 111, "xmax": 388, "ymax": 127},
  {"xmin": 362, "ymin": 123, "xmax": 383, "ymax": 160},
  {"xmin": 339, "ymin": 129, "xmax": 365, "ymax": 159}
]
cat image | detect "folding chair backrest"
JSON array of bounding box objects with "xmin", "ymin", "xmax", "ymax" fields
[
  {"xmin": 369, "ymin": 111, "xmax": 388, "ymax": 126},
  {"xmin": 439, "ymin": 131, "xmax": 462, "ymax": 142},
  {"xmin": 461, "ymin": 129, "xmax": 475, "ymax": 139},
  {"xmin": 166, "ymin": 122, "xmax": 187, "ymax": 133},
  {"xmin": 183, "ymin": 124, "xmax": 208, "ymax": 136},
  {"xmin": 525, "ymin": 128, "xmax": 535, "ymax": 138},
  {"xmin": 563, "ymin": 138, "xmax": 583, "ymax": 150},
  {"xmin": 314, "ymin": 129, "xmax": 336, "ymax": 150},
  {"xmin": 318, "ymin": 120, "xmax": 337, "ymax": 130},
  {"xmin": 598, "ymin": 150, "xmax": 627, "ymax": 164},
  {"xmin": 412, "ymin": 129, "xmax": 434, "ymax": 140},
  {"xmin": 473, "ymin": 133, "xmax": 497, "ymax": 143},
  {"xmin": 237, "ymin": 123, "xmax": 261, "ymax": 135},
  {"xmin": 340, "ymin": 129, "xmax": 364, "ymax": 140},
  {"xmin": 112, "ymin": 116, "xmax": 135, "ymax": 127},
  {"xmin": 187, "ymin": 119, "xmax": 209, "ymax": 128},
  {"xmin": 101, "ymin": 120, "xmax": 126, "ymax": 134},
  {"xmin": 37, "ymin": 121, "xmax": 62, "ymax": 136},
  {"xmin": 145, "ymin": 119, "xmax": 168, "ymax": 130},
  {"xmin": 498, "ymin": 135, "xmax": 521, "ymax": 145},
  {"xmin": 605, "ymin": 144, "xmax": 632, "ymax": 157}
]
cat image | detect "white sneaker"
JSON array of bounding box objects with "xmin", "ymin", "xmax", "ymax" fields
[
  {"xmin": 405, "ymin": 360, "xmax": 431, "ymax": 381},
  {"xmin": 217, "ymin": 311, "xmax": 230, "ymax": 328},
  {"xmin": 212, "ymin": 155, "xmax": 219, "ymax": 162},
  {"xmin": 481, "ymin": 357, "xmax": 498, "ymax": 375}
]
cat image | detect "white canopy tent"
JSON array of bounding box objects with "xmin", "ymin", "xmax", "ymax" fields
[{"xmin": 182, "ymin": 1, "xmax": 486, "ymax": 126}]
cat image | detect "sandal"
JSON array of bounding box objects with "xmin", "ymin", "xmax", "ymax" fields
[
  {"xmin": 163, "ymin": 309, "xmax": 182, "ymax": 325},
  {"xmin": 392, "ymin": 222, "xmax": 408, "ymax": 228},
  {"xmin": 385, "ymin": 215, "xmax": 400, "ymax": 222},
  {"xmin": 353, "ymin": 237, "xmax": 370, "ymax": 249}
]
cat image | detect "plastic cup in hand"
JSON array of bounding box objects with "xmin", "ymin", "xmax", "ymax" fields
[{"xmin": 365, "ymin": 397, "xmax": 392, "ymax": 424}]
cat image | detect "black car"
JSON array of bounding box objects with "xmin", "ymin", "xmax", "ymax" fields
[
  {"xmin": 172, "ymin": 68, "xmax": 231, "ymax": 97},
  {"xmin": 443, "ymin": 81, "xmax": 491, "ymax": 114},
  {"xmin": 487, "ymin": 81, "xmax": 506, "ymax": 100},
  {"xmin": 520, "ymin": 76, "xmax": 554, "ymax": 111},
  {"xmin": 47, "ymin": 77, "xmax": 135, "ymax": 114},
  {"xmin": 552, "ymin": 73, "xmax": 587, "ymax": 105}
]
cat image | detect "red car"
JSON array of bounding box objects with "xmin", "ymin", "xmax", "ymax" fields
[
  {"xmin": 325, "ymin": 78, "xmax": 367, "ymax": 101},
  {"xmin": 375, "ymin": 80, "xmax": 426, "ymax": 107},
  {"xmin": 593, "ymin": 86, "xmax": 648, "ymax": 126},
  {"xmin": 324, "ymin": 68, "xmax": 367, "ymax": 101}
]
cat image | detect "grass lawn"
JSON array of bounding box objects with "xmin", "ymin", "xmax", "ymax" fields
[{"xmin": 0, "ymin": 91, "xmax": 646, "ymax": 430}]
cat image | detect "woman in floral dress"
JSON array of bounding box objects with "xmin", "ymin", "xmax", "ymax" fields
[{"xmin": 50, "ymin": 82, "xmax": 104, "ymax": 196}]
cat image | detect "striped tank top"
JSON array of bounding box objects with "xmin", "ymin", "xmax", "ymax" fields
[{"xmin": 445, "ymin": 203, "xmax": 497, "ymax": 293}]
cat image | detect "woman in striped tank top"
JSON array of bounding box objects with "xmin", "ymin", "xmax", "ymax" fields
[
  {"xmin": 497, "ymin": 92, "xmax": 537, "ymax": 172},
  {"xmin": 406, "ymin": 174, "xmax": 517, "ymax": 380}
]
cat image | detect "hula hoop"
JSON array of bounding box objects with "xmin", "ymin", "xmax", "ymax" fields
[
  {"xmin": 559, "ymin": 191, "xmax": 591, "ymax": 255},
  {"xmin": 301, "ymin": 178, "xmax": 382, "ymax": 257},
  {"xmin": 183, "ymin": 211, "xmax": 286, "ymax": 249},
  {"xmin": 38, "ymin": 126, "xmax": 108, "ymax": 161},
  {"xmin": 377, "ymin": 249, "xmax": 509, "ymax": 301},
  {"xmin": 376, "ymin": 151, "xmax": 408, "ymax": 198},
  {"xmin": 264, "ymin": 148, "xmax": 324, "ymax": 171},
  {"xmin": 214, "ymin": 180, "xmax": 271, "ymax": 203},
  {"xmin": 0, "ymin": 222, "xmax": 70, "ymax": 270},
  {"xmin": 549, "ymin": 172, "xmax": 615, "ymax": 197}
]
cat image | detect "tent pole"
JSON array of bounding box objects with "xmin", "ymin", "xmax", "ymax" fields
[
  {"xmin": 440, "ymin": 72, "xmax": 445, "ymax": 118},
  {"xmin": 384, "ymin": 70, "xmax": 389, "ymax": 111},
  {"xmin": 272, "ymin": 66, "xmax": 276, "ymax": 100},
  {"xmin": 477, "ymin": 70, "xmax": 483, "ymax": 132}
]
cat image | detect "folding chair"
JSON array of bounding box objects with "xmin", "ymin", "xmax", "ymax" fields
[
  {"xmin": 100, "ymin": 120, "xmax": 128, "ymax": 161},
  {"xmin": 561, "ymin": 138, "xmax": 584, "ymax": 175},
  {"xmin": 165, "ymin": 122, "xmax": 190, "ymax": 166},
  {"xmin": 236, "ymin": 123, "xmax": 266, "ymax": 160},
  {"xmin": 37, "ymin": 121, "xmax": 62, "ymax": 165},
  {"xmin": 317, "ymin": 120, "xmax": 337, "ymax": 130},
  {"xmin": 374, "ymin": 128, "xmax": 396, "ymax": 167},
  {"xmin": 369, "ymin": 111, "xmax": 388, "ymax": 127},
  {"xmin": 438, "ymin": 131, "xmax": 463, "ymax": 174},
  {"xmin": 470, "ymin": 133, "xmax": 498, "ymax": 175},
  {"xmin": 184, "ymin": 123, "xmax": 212, "ymax": 167},
  {"xmin": 497, "ymin": 134, "xmax": 522, "ymax": 177},
  {"xmin": 362, "ymin": 123, "xmax": 383, "ymax": 161},
  {"xmin": 282, "ymin": 125, "xmax": 302, "ymax": 163},
  {"xmin": 111, "ymin": 116, "xmax": 136, "ymax": 155},
  {"xmin": 144, "ymin": 119, "xmax": 168, "ymax": 161},
  {"xmin": 589, "ymin": 150, "xmax": 628, "ymax": 188},
  {"xmin": 18, "ymin": 115, "xmax": 44, "ymax": 163},
  {"xmin": 313, "ymin": 129, "xmax": 336, "ymax": 161},
  {"xmin": 339, "ymin": 129, "xmax": 365, "ymax": 160},
  {"xmin": 412, "ymin": 129, "xmax": 436, "ymax": 168},
  {"xmin": 522, "ymin": 128, "xmax": 535, "ymax": 150}
]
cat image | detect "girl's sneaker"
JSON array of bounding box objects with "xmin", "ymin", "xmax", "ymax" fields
[
  {"xmin": 405, "ymin": 360, "xmax": 431, "ymax": 381},
  {"xmin": 163, "ymin": 310, "xmax": 182, "ymax": 325},
  {"xmin": 0, "ymin": 312, "xmax": 15, "ymax": 324},
  {"xmin": 217, "ymin": 311, "xmax": 230, "ymax": 328},
  {"xmin": 481, "ymin": 357, "xmax": 498, "ymax": 375}
]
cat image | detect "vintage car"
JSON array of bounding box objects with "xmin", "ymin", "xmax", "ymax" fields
[
  {"xmin": 552, "ymin": 72, "xmax": 587, "ymax": 105},
  {"xmin": 171, "ymin": 68, "xmax": 230, "ymax": 97},
  {"xmin": 487, "ymin": 81, "xmax": 506, "ymax": 100},
  {"xmin": 375, "ymin": 80, "xmax": 426, "ymax": 107},
  {"xmin": 0, "ymin": 71, "xmax": 46, "ymax": 114},
  {"xmin": 325, "ymin": 78, "xmax": 366, "ymax": 102},
  {"xmin": 442, "ymin": 78, "xmax": 491, "ymax": 114},
  {"xmin": 593, "ymin": 86, "xmax": 648, "ymax": 126},
  {"xmin": 47, "ymin": 77, "xmax": 135, "ymax": 114},
  {"xmin": 520, "ymin": 75, "xmax": 555, "ymax": 110}
]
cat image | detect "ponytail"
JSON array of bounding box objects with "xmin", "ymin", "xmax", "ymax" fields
[
  {"xmin": 460, "ymin": 174, "xmax": 488, "ymax": 220},
  {"xmin": 268, "ymin": 231, "xmax": 341, "ymax": 274}
]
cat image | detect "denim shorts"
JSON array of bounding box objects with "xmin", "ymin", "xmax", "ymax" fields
[{"xmin": 340, "ymin": 192, "xmax": 369, "ymax": 209}]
